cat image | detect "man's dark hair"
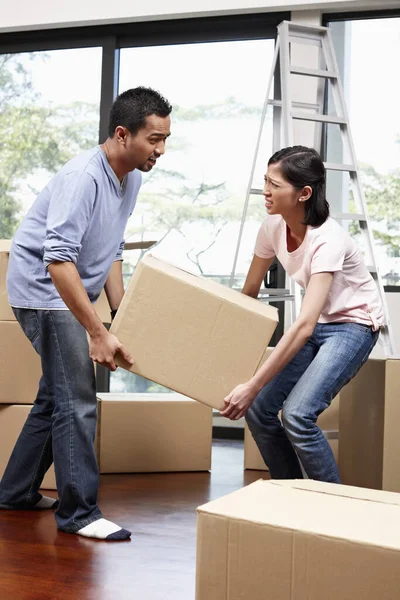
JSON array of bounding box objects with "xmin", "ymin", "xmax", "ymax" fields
[
  {"xmin": 108, "ymin": 87, "xmax": 172, "ymax": 138},
  {"xmin": 268, "ymin": 145, "xmax": 329, "ymax": 227}
]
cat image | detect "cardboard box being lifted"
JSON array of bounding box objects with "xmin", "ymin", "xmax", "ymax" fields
[
  {"xmin": 110, "ymin": 256, "xmax": 278, "ymax": 410},
  {"xmin": 196, "ymin": 479, "xmax": 400, "ymax": 600}
]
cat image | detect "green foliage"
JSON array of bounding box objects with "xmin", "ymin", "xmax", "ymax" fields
[
  {"xmin": 173, "ymin": 96, "xmax": 262, "ymax": 121},
  {"xmin": 350, "ymin": 163, "xmax": 400, "ymax": 253},
  {"xmin": 0, "ymin": 54, "xmax": 98, "ymax": 238}
]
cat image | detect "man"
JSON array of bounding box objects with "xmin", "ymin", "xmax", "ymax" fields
[{"xmin": 0, "ymin": 87, "xmax": 172, "ymax": 541}]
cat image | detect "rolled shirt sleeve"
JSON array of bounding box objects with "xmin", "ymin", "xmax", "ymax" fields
[
  {"xmin": 114, "ymin": 239, "xmax": 125, "ymax": 262},
  {"xmin": 43, "ymin": 171, "xmax": 97, "ymax": 267}
]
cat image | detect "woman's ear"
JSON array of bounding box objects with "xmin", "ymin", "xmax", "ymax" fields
[{"xmin": 299, "ymin": 185, "xmax": 313, "ymax": 202}]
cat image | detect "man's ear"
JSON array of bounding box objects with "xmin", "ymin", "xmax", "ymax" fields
[{"xmin": 115, "ymin": 126, "xmax": 128, "ymax": 145}]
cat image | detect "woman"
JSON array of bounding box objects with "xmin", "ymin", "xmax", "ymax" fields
[{"xmin": 221, "ymin": 145, "xmax": 382, "ymax": 483}]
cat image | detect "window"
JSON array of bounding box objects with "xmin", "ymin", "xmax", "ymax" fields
[
  {"xmin": 327, "ymin": 16, "xmax": 400, "ymax": 286},
  {"xmin": 0, "ymin": 47, "xmax": 102, "ymax": 237},
  {"xmin": 110, "ymin": 38, "xmax": 275, "ymax": 392}
]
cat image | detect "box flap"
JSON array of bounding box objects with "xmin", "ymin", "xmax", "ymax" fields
[{"xmin": 197, "ymin": 479, "xmax": 400, "ymax": 550}]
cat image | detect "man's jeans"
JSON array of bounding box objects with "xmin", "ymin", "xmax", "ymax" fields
[
  {"xmin": 246, "ymin": 322, "xmax": 379, "ymax": 483},
  {"xmin": 0, "ymin": 309, "xmax": 102, "ymax": 532}
]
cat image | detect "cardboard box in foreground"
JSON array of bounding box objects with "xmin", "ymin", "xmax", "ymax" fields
[
  {"xmin": 110, "ymin": 256, "xmax": 278, "ymax": 411},
  {"xmin": 196, "ymin": 479, "xmax": 400, "ymax": 600},
  {"xmin": 339, "ymin": 357, "xmax": 400, "ymax": 492},
  {"xmin": 97, "ymin": 393, "xmax": 212, "ymax": 473}
]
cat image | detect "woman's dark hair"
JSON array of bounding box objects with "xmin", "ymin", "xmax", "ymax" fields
[
  {"xmin": 108, "ymin": 87, "xmax": 172, "ymax": 138},
  {"xmin": 268, "ymin": 145, "xmax": 329, "ymax": 227}
]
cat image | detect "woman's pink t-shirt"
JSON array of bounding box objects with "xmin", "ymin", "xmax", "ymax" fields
[{"xmin": 254, "ymin": 215, "xmax": 384, "ymax": 330}]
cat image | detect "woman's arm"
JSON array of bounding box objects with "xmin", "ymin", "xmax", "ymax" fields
[
  {"xmin": 242, "ymin": 255, "xmax": 275, "ymax": 298},
  {"xmin": 221, "ymin": 271, "xmax": 334, "ymax": 420},
  {"xmin": 104, "ymin": 260, "xmax": 125, "ymax": 313}
]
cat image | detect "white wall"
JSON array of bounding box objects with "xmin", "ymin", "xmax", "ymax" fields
[{"xmin": 1, "ymin": 0, "xmax": 399, "ymax": 33}]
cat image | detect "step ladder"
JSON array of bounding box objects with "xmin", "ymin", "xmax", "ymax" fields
[{"xmin": 229, "ymin": 20, "xmax": 396, "ymax": 357}]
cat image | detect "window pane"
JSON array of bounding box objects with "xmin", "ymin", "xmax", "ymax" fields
[
  {"xmin": 111, "ymin": 39, "xmax": 275, "ymax": 393},
  {"xmin": 0, "ymin": 48, "xmax": 102, "ymax": 237},
  {"xmin": 329, "ymin": 18, "xmax": 400, "ymax": 285}
]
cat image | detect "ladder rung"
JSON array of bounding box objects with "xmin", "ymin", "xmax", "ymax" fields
[
  {"xmin": 289, "ymin": 35, "xmax": 322, "ymax": 47},
  {"xmin": 268, "ymin": 100, "xmax": 320, "ymax": 111},
  {"xmin": 285, "ymin": 21, "xmax": 328, "ymax": 35},
  {"xmin": 290, "ymin": 66, "xmax": 337, "ymax": 79},
  {"xmin": 259, "ymin": 295, "xmax": 295, "ymax": 303},
  {"xmin": 331, "ymin": 212, "xmax": 366, "ymax": 221},
  {"xmin": 324, "ymin": 162, "xmax": 356, "ymax": 173},
  {"xmin": 292, "ymin": 111, "xmax": 347, "ymax": 125},
  {"xmin": 250, "ymin": 188, "xmax": 263, "ymax": 196},
  {"xmin": 259, "ymin": 288, "xmax": 291, "ymax": 297}
]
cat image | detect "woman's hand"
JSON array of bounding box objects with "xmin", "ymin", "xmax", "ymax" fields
[{"xmin": 220, "ymin": 381, "xmax": 260, "ymax": 421}]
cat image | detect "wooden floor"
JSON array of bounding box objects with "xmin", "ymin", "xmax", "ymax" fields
[{"xmin": 0, "ymin": 440, "xmax": 269, "ymax": 600}]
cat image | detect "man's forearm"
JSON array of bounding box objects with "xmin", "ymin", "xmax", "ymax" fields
[
  {"xmin": 48, "ymin": 261, "xmax": 106, "ymax": 338},
  {"xmin": 104, "ymin": 260, "xmax": 125, "ymax": 312}
]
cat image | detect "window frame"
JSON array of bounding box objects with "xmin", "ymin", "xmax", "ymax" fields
[{"xmin": 322, "ymin": 8, "xmax": 400, "ymax": 292}]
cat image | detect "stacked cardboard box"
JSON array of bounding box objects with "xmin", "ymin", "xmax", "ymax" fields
[
  {"xmin": 339, "ymin": 356, "xmax": 400, "ymax": 492},
  {"xmin": 0, "ymin": 240, "xmax": 14, "ymax": 321},
  {"xmin": 196, "ymin": 479, "xmax": 400, "ymax": 600},
  {"xmin": 110, "ymin": 255, "xmax": 279, "ymax": 411},
  {"xmin": 97, "ymin": 392, "xmax": 212, "ymax": 473},
  {"xmin": 0, "ymin": 241, "xmax": 55, "ymax": 489}
]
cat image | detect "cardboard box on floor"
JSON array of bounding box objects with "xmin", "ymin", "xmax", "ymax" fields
[
  {"xmin": 244, "ymin": 347, "xmax": 339, "ymax": 470},
  {"xmin": 339, "ymin": 356, "xmax": 400, "ymax": 492},
  {"xmin": 0, "ymin": 321, "xmax": 42, "ymax": 404},
  {"xmin": 110, "ymin": 256, "xmax": 278, "ymax": 411},
  {"xmin": 0, "ymin": 405, "xmax": 56, "ymax": 490},
  {"xmin": 0, "ymin": 240, "xmax": 14, "ymax": 321},
  {"xmin": 196, "ymin": 479, "xmax": 400, "ymax": 600},
  {"xmin": 97, "ymin": 392, "xmax": 212, "ymax": 473}
]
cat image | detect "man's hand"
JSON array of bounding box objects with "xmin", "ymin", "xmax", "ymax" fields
[
  {"xmin": 89, "ymin": 330, "xmax": 134, "ymax": 372},
  {"xmin": 220, "ymin": 381, "xmax": 260, "ymax": 421}
]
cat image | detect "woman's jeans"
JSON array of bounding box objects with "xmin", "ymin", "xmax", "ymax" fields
[
  {"xmin": 0, "ymin": 308, "xmax": 102, "ymax": 532},
  {"xmin": 246, "ymin": 322, "xmax": 379, "ymax": 483}
]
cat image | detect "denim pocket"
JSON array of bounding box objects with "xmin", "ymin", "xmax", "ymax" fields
[
  {"xmin": 13, "ymin": 308, "xmax": 41, "ymax": 350},
  {"xmin": 347, "ymin": 322, "xmax": 372, "ymax": 334}
]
